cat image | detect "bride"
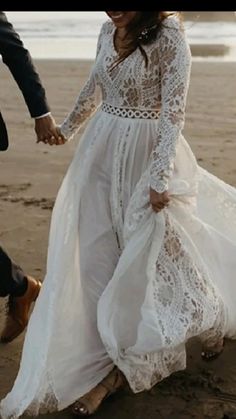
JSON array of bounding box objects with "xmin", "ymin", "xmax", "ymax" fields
[{"xmin": 1, "ymin": 11, "xmax": 236, "ymax": 418}]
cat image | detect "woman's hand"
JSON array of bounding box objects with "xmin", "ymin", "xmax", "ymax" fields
[{"xmin": 150, "ymin": 188, "xmax": 170, "ymax": 213}]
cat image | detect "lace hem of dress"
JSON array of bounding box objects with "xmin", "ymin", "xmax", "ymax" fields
[
  {"xmin": 102, "ymin": 103, "xmax": 161, "ymax": 120},
  {"xmin": 0, "ymin": 393, "xmax": 59, "ymax": 419},
  {"xmin": 0, "ymin": 375, "xmax": 59, "ymax": 419}
]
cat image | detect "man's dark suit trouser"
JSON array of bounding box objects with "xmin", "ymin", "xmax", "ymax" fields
[{"xmin": 0, "ymin": 246, "xmax": 27, "ymax": 297}]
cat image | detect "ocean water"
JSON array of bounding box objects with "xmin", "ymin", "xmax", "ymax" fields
[{"xmin": 4, "ymin": 12, "xmax": 236, "ymax": 61}]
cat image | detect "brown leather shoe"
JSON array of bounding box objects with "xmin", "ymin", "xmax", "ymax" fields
[{"xmin": 0, "ymin": 276, "xmax": 41, "ymax": 343}]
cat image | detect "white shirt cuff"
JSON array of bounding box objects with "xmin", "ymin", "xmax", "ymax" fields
[{"xmin": 34, "ymin": 112, "xmax": 51, "ymax": 119}]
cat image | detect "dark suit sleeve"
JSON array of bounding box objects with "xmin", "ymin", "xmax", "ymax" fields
[{"xmin": 0, "ymin": 12, "xmax": 50, "ymax": 117}]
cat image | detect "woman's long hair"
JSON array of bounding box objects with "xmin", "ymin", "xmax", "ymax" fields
[{"xmin": 111, "ymin": 11, "xmax": 181, "ymax": 70}]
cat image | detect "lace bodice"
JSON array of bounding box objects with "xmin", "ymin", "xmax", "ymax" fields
[{"xmin": 60, "ymin": 16, "xmax": 191, "ymax": 193}]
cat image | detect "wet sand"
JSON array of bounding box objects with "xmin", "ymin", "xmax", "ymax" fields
[{"xmin": 0, "ymin": 59, "xmax": 236, "ymax": 419}]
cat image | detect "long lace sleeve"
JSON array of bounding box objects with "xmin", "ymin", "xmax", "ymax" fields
[
  {"xmin": 60, "ymin": 24, "xmax": 104, "ymax": 140},
  {"xmin": 150, "ymin": 17, "xmax": 192, "ymax": 193}
]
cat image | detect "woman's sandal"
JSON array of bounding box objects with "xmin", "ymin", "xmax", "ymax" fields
[
  {"xmin": 71, "ymin": 367, "xmax": 126, "ymax": 416},
  {"xmin": 201, "ymin": 338, "xmax": 225, "ymax": 361}
]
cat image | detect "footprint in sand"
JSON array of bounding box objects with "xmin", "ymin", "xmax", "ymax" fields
[
  {"xmin": 0, "ymin": 184, "xmax": 54, "ymax": 210},
  {"xmin": 0, "ymin": 182, "xmax": 31, "ymax": 198}
]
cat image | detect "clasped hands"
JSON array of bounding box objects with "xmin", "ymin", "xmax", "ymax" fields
[{"xmin": 35, "ymin": 114, "xmax": 67, "ymax": 146}]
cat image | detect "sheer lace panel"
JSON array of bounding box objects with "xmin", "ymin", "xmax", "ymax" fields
[
  {"xmin": 150, "ymin": 19, "xmax": 192, "ymax": 193},
  {"xmin": 154, "ymin": 213, "xmax": 226, "ymax": 347},
  {"xmin": 59, "ymin": 24, "xmax": 104, "ymax": 140}
]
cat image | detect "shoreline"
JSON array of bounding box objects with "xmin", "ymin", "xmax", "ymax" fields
[
  {"xmin": 184, "ymin": 11, "xmax": 236, "ymax": 21},
  {"xmin": 22, "ymin": 43, "xmax": 236, "ymax": 61}
]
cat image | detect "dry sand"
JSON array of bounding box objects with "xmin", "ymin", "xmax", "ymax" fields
[{"xmin": 0, "ymin": 58, "xmax": 236, "ymax": 419}]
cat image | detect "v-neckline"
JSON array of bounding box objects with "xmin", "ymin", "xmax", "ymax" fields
[{"xmin": 110, "ymin": 21, "xmax": 136, "ymax": 60}]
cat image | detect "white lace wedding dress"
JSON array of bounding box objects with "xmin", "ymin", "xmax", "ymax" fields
[{"xmin": 1, "ymin": 16, "xmax": 236, "ymax": 418}]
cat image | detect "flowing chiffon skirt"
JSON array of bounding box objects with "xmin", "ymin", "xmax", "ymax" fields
[{"xmin": 1, "ymin": 109, "xmax": 236, "ymax": 417}]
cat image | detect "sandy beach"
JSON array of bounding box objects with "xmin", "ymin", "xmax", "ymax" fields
[{"xmin": 0, "ymin": 58, "xmax": 236, "ymax": 419}]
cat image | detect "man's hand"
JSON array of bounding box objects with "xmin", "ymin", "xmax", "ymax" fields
[
  {"xmin": 150, "ymin": 188, "xmax": 170, "ymax": 213},
  {"xmin": 35, "ymin": 114, "xmax": 65, "ymax": 145}
]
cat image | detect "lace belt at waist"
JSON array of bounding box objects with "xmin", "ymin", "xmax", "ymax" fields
[{"xmin": 101, "ymin": 103, "xmax": 160, "ymax": 120}]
